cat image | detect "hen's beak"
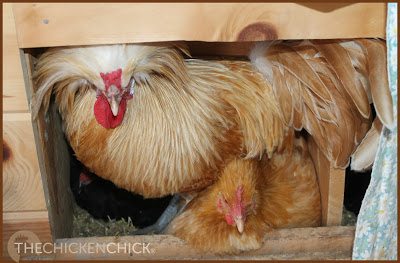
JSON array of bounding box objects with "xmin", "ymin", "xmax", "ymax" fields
[
  {"xmin": 109, "ymin": 96, "xmax": 119, "ymax": 117},
  {"xmin": 235, "ymin": 217, "xmax": 244, "ymax": 234}
]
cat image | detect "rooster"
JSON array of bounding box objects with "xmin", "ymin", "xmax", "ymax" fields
[
  {"xmin": 167, "ymin": 134, "xmax": 321, "ymax": 253},
  {"xmin": 32, "ymin": 39, "xmax": 391, "ymax": 241}
]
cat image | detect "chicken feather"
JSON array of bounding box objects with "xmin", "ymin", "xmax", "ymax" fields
[
  {"xmin": 351, "ymin": 118, "xmax": 383, "ymax": 171},
  {"xmin": 313, "ymin": 41, "xmax": 371, "ymax": 119},
  {"xmin": 250, "ymin": 39, "xmax": 389, "ymax": 168},
  {"xmin": 359, "ymin": 39, "xmax": 394, "ymax": 129}
]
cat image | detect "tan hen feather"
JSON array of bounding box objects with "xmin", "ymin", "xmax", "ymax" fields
[
  {"xmin": 359, "ymin": 39, "xmax": 394, "ymax": 129},
  {"xmin": 250, "ymin": 39, "xmax": 390, "ymax": 168},
  {"xmin": 351, "ymin": 117, "xmax": 383, "ymax": 171}
]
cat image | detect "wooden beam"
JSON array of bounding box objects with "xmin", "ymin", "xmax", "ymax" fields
[
  {"xmin": 12, "ymin": 3, "xmax": 385, "ymax": 48},
  {"xmin": 3, "ymin": 3, "xmax": 29, "ymax": 112},
  {"xmin": 187, "ymin": 42, "xmax": 253, "ymax": 58},
  {"xmin": 34, "ymin": 226, "xmax": 354, "ymax": 260},
  {"xmin": 308, "ymin": 138, "xmax": 345, "ymax": 226},
  {"xmin": 2, "ymin": 211, "xmax": 52, "ymax": 258},
  {"xmin": 19, "ymin": 52, "xmax": 74, "ymax": 240}
]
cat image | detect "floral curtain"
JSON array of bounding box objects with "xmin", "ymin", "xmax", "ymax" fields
[{"xmin": 352, "ymin": 3, "xmax": 398, "ymax": 260}]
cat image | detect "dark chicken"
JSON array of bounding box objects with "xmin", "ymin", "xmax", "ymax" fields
[
  {"xmin": 344, "ymin": 167, "xmax": 371, "ymax": 216},
  {"xmin": 70, "ymin": 154, "xmax": 172, "ymax": 228}
]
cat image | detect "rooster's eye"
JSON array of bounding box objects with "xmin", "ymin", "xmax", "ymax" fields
[
  {"xmin": 129, "ymin": 77, "xmax": 136, "ymax": 88},
  {"xmin": 127, "ymin": 78, "xmax": 136, "ymax": 95}
]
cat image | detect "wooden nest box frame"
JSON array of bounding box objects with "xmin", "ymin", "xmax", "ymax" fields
[{"xmin": 3, "ymin": 3, "xmax": 386, "ymax": 260}]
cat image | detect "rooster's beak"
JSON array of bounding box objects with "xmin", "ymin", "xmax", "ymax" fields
[
  {"xmin": 110, "ymin": 96, "xmax": 119, "ymax": 117},
  {"xmin": 235, "ymin": 217, "xmax": 244, "ymax": 234}
]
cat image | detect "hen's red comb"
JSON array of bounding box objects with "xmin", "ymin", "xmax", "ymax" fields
[
  {"xmin": 79, "ymin": 172, "xmax": 92, "ymax": 185},
  {"xmin": 100, "ymin": 68, "xmax": 122, "ymax": 92},
  {"xmin": 230, "ymin": 185, "xmax": 245, "ymax": 217},
  {"xmin": 236, "ymin": 185, "xmax": 244, "ymax": 202}
]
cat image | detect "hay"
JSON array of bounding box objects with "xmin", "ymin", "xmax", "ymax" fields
[
  {"xmin": 72, "ymin": 201, "xmax": 357, "ymax": 238},
  {"xmin": 342, "ymin": 207, "xmax": 357, "ymax": 226},
  {"xmin": 72, "ymin": 203, "xmax": 137, "ymax": 237}
]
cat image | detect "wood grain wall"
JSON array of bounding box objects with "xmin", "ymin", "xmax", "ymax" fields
[
  {"xmin": 12, "ymin": 3, "xmax": 386, "ymax": 48},
  {"xmin": 2, "ymin": 3, "xmax": 51, "ymax": 257}
]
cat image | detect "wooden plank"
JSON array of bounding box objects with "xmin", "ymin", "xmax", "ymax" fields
[
  {"xmin": 20, "ymin": 52, "xmax": 74, "ymax": 240},
  {"xmin": 22, "ymin": 226, "xmax": 353, "ymax": 260},
  {"xmin": 13, "ymin": 3, "xmax": 385, "ymax": 48},
  {"xmin": 2, "ymin": 211, "xmax": 52, "ymax": 258},
  {"xmin": 308, "ymin": 138, "xmax": 345, "ymax": 226},
  {"xmin": 188, "ymin": 41, "xmax": 253, "ymax": 58},
  {"xmin": 3, "ymin": 3, "xmax": 29, "ymax": 112},
  {"xmin": 2, "ymin": 113, "xmax": 47, "ymax": 212}
]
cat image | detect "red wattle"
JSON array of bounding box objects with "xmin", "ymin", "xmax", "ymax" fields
[
  {"xmin": 94, "ymin": 95, "xmax": 127, "ymax": 129},
  {"xmin": 225, "ymin": 214, "xmax": 234, "ymax": 225}
]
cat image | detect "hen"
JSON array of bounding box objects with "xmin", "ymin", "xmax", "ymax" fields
[
  {"xmin": 32, "ymin": 40, "xmax": 391, "ymax": 197},
  {"xmin": 167, "ymin": 134, "xmax": 321, "ymax": 253}
]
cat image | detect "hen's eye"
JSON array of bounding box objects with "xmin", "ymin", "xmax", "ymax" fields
[
  {"xmin": 127, "ymin": 77, "xmax": 136, "ymax": 95},
  {"xmin": 129, "ymin": 77, "xmax": 136, "ymax": 88}
]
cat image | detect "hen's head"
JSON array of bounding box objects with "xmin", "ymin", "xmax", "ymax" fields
[
  {"xmin": 217, "ymin": 186, "xmax": 247, "ymax": 233},
  {"xmin": 215, "ymin": 160, "xmax": 259, "ymax": 234},
  {"xmin": 33, "ymin": 44, "xmax": 189, "ymax": 129},
  {"xmin": 94, "ymin": 68, "xmax": 134, "ymax": 129}
]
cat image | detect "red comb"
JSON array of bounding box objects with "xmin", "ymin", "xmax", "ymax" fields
[
  {"xmin": 236, "ymin": 185, "xmax": 244, "ymax": 202},
  {"xmin": 230, "ymin": 185, "xmax": 245, "ymax": 217},
  {"xmin": 79, "ymin": 172, "xmax": 92, "ymax": 185},
  {"xmin": 100, "ymin": 68, "xmax": 122, "ymax": 92}
]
